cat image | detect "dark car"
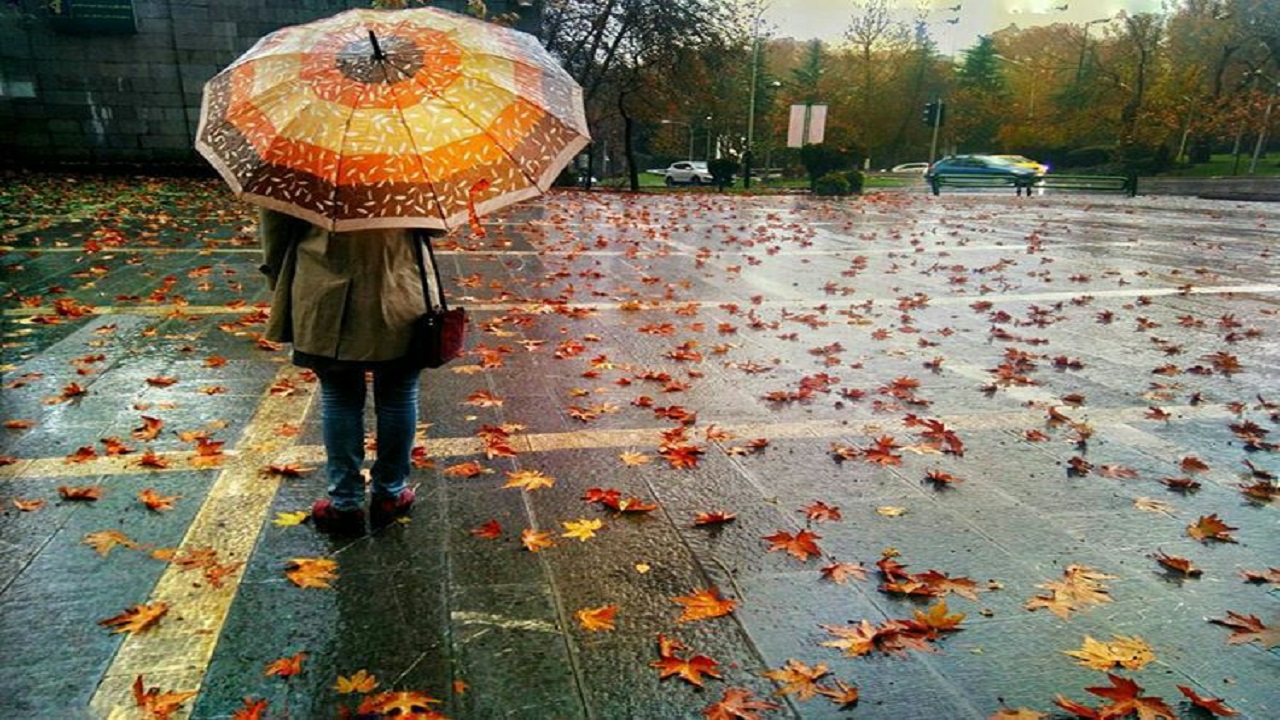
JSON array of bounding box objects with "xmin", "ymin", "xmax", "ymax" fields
[{"xmin": 926, "ymin": 154, "xmax": 1043, "ymax": 193}]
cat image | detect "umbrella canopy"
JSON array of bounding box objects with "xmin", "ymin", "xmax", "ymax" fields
[{"xmin": 196, "ymin": 7, "xmax": 589, "ymax": 232}]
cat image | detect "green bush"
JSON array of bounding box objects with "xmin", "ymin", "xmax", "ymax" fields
[
  {"xmin": 843, "ymin": 170, "xmax": 865, "ymax": 194},
  {"xmin": 553, "ymin": 167, "xmax": 579, "ymax": 187},
  {"xmin": 814, "ymin": 172, "xmax": 850, "ymax": 196}
]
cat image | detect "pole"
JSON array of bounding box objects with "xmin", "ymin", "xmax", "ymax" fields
[
  {"xmin": 1248, "ymin": 85, "xmax": 1277, "ymax": 174},
  {"xmin": 687, "ymin": 125, "xmax": 694, "ymax": 161},
  {"xmin": 745, "ymin": 29, "xmax": 760, "ymax": 189},
  {"xmin": 928, "ymin": 99, "xmax": 942, "ymax": 163}
]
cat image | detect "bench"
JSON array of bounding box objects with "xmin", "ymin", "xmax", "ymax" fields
[{"xmin": 930, "ymin": 173, "xmax": 1137, "ymax": 197}]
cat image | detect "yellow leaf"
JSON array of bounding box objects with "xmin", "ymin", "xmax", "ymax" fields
[
  {"xmin": 273, "ymin": 511, "xmax": 309, "ymax": 527},
  {"xmin": 285, "ymin": 557, "xmax": 338, "ymax": 589},
  {"xmin": 503, "ymin": 469, "xmax": 555, "ymax": 491},
  {"xmin": 561, "ymin": 518, "xmax": 603, "ymax": 542},
  {"xmin": 619, "ymin": 450, "xmax": 652, "ymax": 466},
  {"xmin": 1064, "ymin": 635, "xmax": 1155, "ymax": 671},
  {"xmin": 334, "ymin": 669, "xmax": 379, "ymax": 694},
  {"xmin": 876, "ymin": 506, "xmax": 908, "ymax": 517}
]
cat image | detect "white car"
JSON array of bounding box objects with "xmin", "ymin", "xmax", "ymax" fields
[
  {"xmin": 663, "ymin": 161, "xmax": 715, "ymax": 186},
  {"xmin": 889, "ymin": 162, "xmax": 931, "ymax": 174}
]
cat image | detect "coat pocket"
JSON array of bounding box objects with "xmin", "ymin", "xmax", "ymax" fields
[{"xmin": 291, "ymin": 276, "xmax": 351, "ymax": 359}]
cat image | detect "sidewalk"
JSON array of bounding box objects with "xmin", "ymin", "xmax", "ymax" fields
[{"xmin": 1, "ymin": 176, "xmax": 1277, "ymax": 719}]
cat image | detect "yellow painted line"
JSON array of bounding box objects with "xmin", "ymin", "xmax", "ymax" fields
[
  {"xmin": 88, "ymin": 366, "xmax": 316, "ymax": 719},
  {"xmin": 5, "ymin": 403, "xmax": 1232, "ymax": 483}
]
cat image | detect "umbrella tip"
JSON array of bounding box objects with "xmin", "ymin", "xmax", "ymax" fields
[{"xmin": 368, "ymin": 30, "xmax": 386, "ymax": 61}]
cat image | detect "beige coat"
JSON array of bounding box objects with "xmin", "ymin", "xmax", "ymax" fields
[{"xmin": 260, "ymin": 209, "xmax": 438, "ymax": 364}]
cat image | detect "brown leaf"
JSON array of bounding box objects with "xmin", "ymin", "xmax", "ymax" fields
[
  {"xmin": 694, "ymin": 510, "xmax": 737, "ymax": 526},
  {"xmin": 57, "ymin": 484, "xmax": 103, "ymax": 501},
  {"xmin": 1064, "ymin": 635, "xmax": 1155, "ymax": 671},
  {"xmin": 820, "ymin": 562, "xmax": 867, "ymax": 584},
  {"xmin": 651, "ymin": 634, "xmax": 722, "ymax": 687},
  {"xmin": 1186, "ymin": 513, "xmax": 1237, "ymax": 543},
  {"xmin": 761, "ymin": 658, "xmax": 829, "ymax": 700},
  {"xmin": 988, "ymin": 710, "xmax": 1048, "ymax": 720},
  {"xmin": 816, "ymin": 679, "xmax": 861, "ymax": 708},
  {"xmin": 1025, "ymin": 564, "xmax": 1115, "ymax": 619},
  {"xmin": 1209, "ymin": 611, "xmax": 1280, "ymax": 648},
  {"xmin": 83, "ymin": 530, "xmax": 137, "ymax": 557},
  {"xmin": 99, "ymin": 601, "xmax": 169, "ymax": 634},
  {"xmin": 703, "ymin": 687, "xmax": 781, "ymax": 719},
  {"xmin": 801, "ymin": 500, "xmax": 841, "ymax": 522},
  {"xmin": 333, "ymin": 669, "xmax": 379, "ymax": 694},
  {"xmin": 139, "ymin": 488, "xmax": 180, "ymax": 512},
  {"xmin": 1151, "ymin": 551, "xmax": 1201, "ymax": 576},
  {"xmin": 131, "ymin": 415, "xmax": 164, "ymax": 441},
  {"xmin": 131, "ymin": 675, "xmax": 196, "ymax": 720},
  {"xmin": 12, "ymin": 498, "xmax": 45, "ymax": 512}
]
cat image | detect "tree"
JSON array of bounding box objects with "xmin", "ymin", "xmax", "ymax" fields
[{"xmin": 951, "ymin": 36, "xmax": 1009, "ymax": 151}]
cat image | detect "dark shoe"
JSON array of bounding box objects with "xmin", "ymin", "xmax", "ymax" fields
[
  {"xmin": 311, "ymin": 499, "xmax": 365, "ymax": 535},
  {"xmin": 370, "ymin": 488, "xmax": 415, "ymax": 528}
]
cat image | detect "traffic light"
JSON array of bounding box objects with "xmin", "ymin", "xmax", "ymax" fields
[{"xmin": 922, "ymin": 101, "xmax": 945, "ymax": 126}]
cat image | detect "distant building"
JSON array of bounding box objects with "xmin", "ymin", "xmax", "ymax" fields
[{"xmin": 0, "ymin": 0, "xmax": 542, "ymax": 168}]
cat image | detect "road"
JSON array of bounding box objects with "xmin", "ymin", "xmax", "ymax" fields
[{"xmin": 1, "ymin": 177, "xmax": 1277, "ymax": 719}]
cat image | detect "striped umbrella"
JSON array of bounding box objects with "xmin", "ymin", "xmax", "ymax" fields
[{"xmin": 196, "ymin": 7, "xmax": 589, "ymax": 232}]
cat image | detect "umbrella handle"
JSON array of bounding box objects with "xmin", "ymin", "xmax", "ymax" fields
[{"xmin": 368, "ymin": 30, "xmax": 385, "ymax": 61}]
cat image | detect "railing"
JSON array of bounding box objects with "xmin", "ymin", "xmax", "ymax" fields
[{"xmin": 929, "ymin": 173, "xmax": 1137, "ymax": 197}]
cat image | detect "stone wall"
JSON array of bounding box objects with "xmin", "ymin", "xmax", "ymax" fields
[{"xmin": 0, "ymin": 0, "xmax": 540, "ymax": 169}]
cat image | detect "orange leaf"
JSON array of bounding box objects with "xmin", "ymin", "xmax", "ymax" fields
[
  {"xmin": 1151, "ymin": 550, "xmax": 1201, "ymax": 576},
  {"xmin": 1176, "ymin": 685, "xmax": 1239, "ymax": 717},
  {"xmin": 136, "ymin": 449, "xmax": 170, "ymax": 468},
  {"xmin": 262, "ymin": 463, "xmax": 308, "ymax": 478},
  {"xmin": 503, "ymin": 469, "xmax": 555, "ymax": 491},
  {"xmin": 65, "ymin": 446, "xmax": 98, "ymax": 463},
  {"xmin": 13, "ymin": 498, "xmax": 45, "ymax": 512},
  {"xmin": 3, "ymin": 419, "xmax": 34, "ymax": 429},
  {"xmin": 230, "ymin": 697, "xmax": 269, "ymax": 720},
  {"xmin": 575, "ymin": 605, "xmax": 618, "ymax": 632},
  {"xmin": 83, "ymin": 530, "xmax": 137, "ymax": 557},
  {"xmin": 650, "ymin": 634, "xmax": 722, "ymax": 687},
  {"xmin": 763, "ymin": 529, "xmax": 823, "ymax": 562},
  {"xmin": 444, "ymin": 460, "xmax": 489, "ymax": 478},
  {"xmin": 263, "ymin": 651, "xmax": 306, "ymax": 678},
  {"xmin": 801, "ymin": 500, "xmax": 841, "ymax": 522},
  {"xmin": 131, "ymin": 675, "xmax": 196, "ymax": 720},
  {"xmin": 146, "ymin": 376, "xmax": 178, "ymax": 387},
  {"xmin": 1209, "ymin": 611, "xmax": 1280, "ymax": 648},
  {"xmin": 704, "ymin": 687, "xmax": 781, "ymax": 719},
  {"xmin": 139, "ymin": 488, "xmax": 180, "ymax": 512},
  {"xmin": 820, "ymin": 562, "xmax": 867, "ymax": 584},
  {"xmin": 284, "ymin": 558, "xmax": 337, "ymax": 588},
  {"xmin": 99, "ymin": 601, "xmax": 169, "ymax": 634},
  {"xmin": 672, "ymin": 587, "xmax": 737, "ymax": 623},
  {"xmin": 694, "ymin": 510, "xmax": 737, "ymax": 526},
  {"xmin": 131, "ymin": 416, "xmax": 164, "ymax": 440},
  {"xmin": 520, "ymin": 528, "xmax": 555, "ymax": 552}
]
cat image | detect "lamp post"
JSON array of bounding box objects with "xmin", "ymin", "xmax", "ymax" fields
[
  {"xmin": 705, "ymin": 115, "xmax": 713, "ymax": 161},
  {"xmin": 661, "ymin": 119, "xmax": 693, "ymax": 160},
  {"xmin": 744, "ymin": 4, "xmax": 770, "ymax": 189},
  {"xmin": 1076, "ymin": 18, "xmax": 1109, "ymax": 83}
]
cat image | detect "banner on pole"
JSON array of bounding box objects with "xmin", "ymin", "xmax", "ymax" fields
[{"xmin": 787, "ymin": 104, "xmax": 827, "ymax": 147}]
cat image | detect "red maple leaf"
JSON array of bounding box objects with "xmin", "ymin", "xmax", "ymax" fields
[{"xmin": 763, "ymin": 529, "xmax": 823, "ymax": 562}]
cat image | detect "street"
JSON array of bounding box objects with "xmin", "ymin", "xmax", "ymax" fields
[{"xmin": 1, "ymin": 177, "xmax": 1277, "ymax": 719}]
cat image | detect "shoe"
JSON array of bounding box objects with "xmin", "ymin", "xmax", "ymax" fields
[
  {"xmin": 370, "ymin": 488, "xmax": 415, "ymax": 528},
  {"xmin": 311, "ymin": 499, "xmax": 365, "ymax": 535}
]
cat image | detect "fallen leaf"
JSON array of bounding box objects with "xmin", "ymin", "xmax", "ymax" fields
[
  {"xmin": 13, "ymin": 498, "xmax": 46, "ymax": 512},
  {"xmin": 876, "ymin": 506, "xmax": 907, "ymax": 517},
  {"xmin": 1209, "ymin": 611, "xmax": 1280, "ymax": 648},
  {"xmin": 1026, "ymin": 564, "xmax": 1115, "ymax": 619},
  {"xmin": 1133, "ymin": 497, "xmax": 1176, "ymax": 515},
  {"xmin": 820, "ymin": 562, "xmax": 867, "ymax": 584},
  {"xmin": 988, "ymin": 709, "xmax": 1048, "ymax": 720},
  {"xmin": 1176, "ymin": 685, "xmax": 1239, "ymax": 717},
  {"xmin": 471, "ymin": 520, "xmax": 503, "ymax": 538},
  {"xmin": 619, "ymin": 450, "xmax": 653, "ymax": 466},
  {"xmin": 1055, "ymin": 673, "xmax": 1176, "ymax": 720},
  {"xmin": 801, "ymin": 500, "xmax": 842, "ymax": 522},
  {"xmin": 561, "ymin": 518, "xmax": 603, "ymax": 542},
  {"xmin": 651, "ymin": 634, "xmax": 722, "ymax": 687},
  {"xmin": 1187, "ymin": 514, "xmax": 1237, "ymax": 543},
  {"xmin": 139, "ymin": 488, "xmax": 180, "ymax": 512},
  {"xmin": 132, "ymin": 675, "xmax": 196, "ymax": 720},
  {"xmin": 694, "ymin": 510, "xmax": 737, "ymax": 526},
  {"xmin": 1151, "ymin": 550, "xmax": 1202, "ymax": 576},
  {"xmin": 763, "ymin": 529, "xmax": 823, "ymax": 562},
  {"xmin": 703, "ymin": 686, "xmax": 781, "ymax": 719},
  {"xmin": 503, "ymin": 469, "xmax": 555, "ymax": 491},
  {"xmin": 333, "ymin": 669, "xmax": 378, "ymax": 694},
  {"xmin": 264, "ymin": 651, "xmax": 306, "ymax": 678},
  {"xmin": 575, "ymin": 605, "xmax": 618, "ymax": 632},
  {"xmin": 230, "ymin": 697, "xmax": 269, "ymax": 720},
  {"xmin": 672, "ymin": 587, "xmax": 737, "ymax": 623},
  {"xmin": 443, "ymin": 460, "xmax": 489, "ymax": 477},
  {"xmin": 357, "ymin": 691, "xmax": 443, "ymax": 716},
  {"xmin": 272, "ymin": 511, "xmax": 309, "ymax": 527},
  {"xmin": 284, "ymin": 558, "xmax": 337, "ymax": 589},
  {"xmin": 1064, "ymin": 635, "xmax": 1155, "ymax": 671},
  {"xmin": 83, "ymin": 530, "xmax": 138, "ymax": 557},
  {"xmin": 99, "ymin": 601, "xmax": 169, "ymax": 634},
  {"xmin": 520, "ymin": 528, "xmax": 555, "ymax": 552},
  {"xmin": 58, "ymin": 485, "xmax": 103, "ymax": 501},
  {"xmin": 817, "ymin": 679, "xmax": 861, "ymax": 708},
  {"xmin": 761, "ymin": 658, "xmax": 829, "ymax": 700}
]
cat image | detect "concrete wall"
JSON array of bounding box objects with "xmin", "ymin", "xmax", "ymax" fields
[{"xmin": 0, "ymin": 0, "xmax": 540, "ymax": 168}]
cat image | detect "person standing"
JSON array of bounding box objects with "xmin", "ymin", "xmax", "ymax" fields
[{"xmin": 259, "ymin": 208, "xmax": 439, "ymax": 534}]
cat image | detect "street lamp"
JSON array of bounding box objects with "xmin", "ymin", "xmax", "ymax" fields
[
  {"xmin": 661, "ymin": 119, "xmax": 693, "ymax": 160},
  {"xmin": 993, "ymin": 54, "xmax": 1040, "ymax": 118},
  {"xmin": 1076, "ymin": 17, "xmax": 1109, "ymax": 83},
  {"xmin": 705, "ymin": 115, "xmax": 713, "ymax": 161},
  {"xmin": 744, "ymin": 4, "xmax": 770, "ymax": 189}
]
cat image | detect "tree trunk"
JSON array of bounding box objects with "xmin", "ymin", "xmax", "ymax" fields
[{"xmin": 619, "ymin": 90, "xmax": 639, "ymax": 191}]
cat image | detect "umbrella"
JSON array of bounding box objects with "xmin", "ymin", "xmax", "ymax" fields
[{"xmin": 195, "ymin": 7, "xmax": 589, "ymax": 232}]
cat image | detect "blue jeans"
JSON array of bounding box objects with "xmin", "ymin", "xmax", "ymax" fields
[{"xmin": 316, "ymin": 365, "xmax": 420, "ymax": 510}]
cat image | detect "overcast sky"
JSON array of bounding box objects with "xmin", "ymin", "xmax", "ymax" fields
[{"xmin": 761, "ymin": 0, "xmax": 1165, "ymax": 52}]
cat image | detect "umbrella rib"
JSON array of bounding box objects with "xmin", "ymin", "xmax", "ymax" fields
[{"xmin": 379, "ymin": 54, "xmax": 450, "ymax": 228}]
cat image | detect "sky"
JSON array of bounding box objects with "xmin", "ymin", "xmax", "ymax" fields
[{"xmin": 761, "ymin": 0, "xmax": 1165, "ymax": 53}]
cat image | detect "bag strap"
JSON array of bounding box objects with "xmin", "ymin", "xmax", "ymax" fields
[{"xmin": 412, "ymin": 230, "xmax": 449, "ymax": 313}]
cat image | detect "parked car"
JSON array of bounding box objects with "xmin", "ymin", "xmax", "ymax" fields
[
  {"xmin": 663, "ymin": 161, "xmax": 716, "ymax": 186},
  {"xmin": 889, "ymin": 162, "xmax": 931, "ymax": 174},
  {"xmin": 926, "ymin": 155, "xmax": 1044, "ymax": 187}
]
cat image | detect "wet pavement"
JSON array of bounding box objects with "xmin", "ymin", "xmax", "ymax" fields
[{"xmin": 1, "ymin": 175, "xmax": 1277, "ymax": 719}]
